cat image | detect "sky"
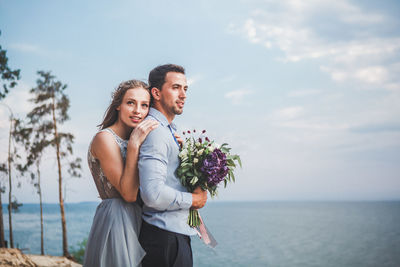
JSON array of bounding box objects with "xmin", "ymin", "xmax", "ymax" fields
[{"xmin": 0, "ymin": 0, "xmax": 399, "ymax": 203}]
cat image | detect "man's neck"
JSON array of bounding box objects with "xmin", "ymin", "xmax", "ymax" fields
[{"xmin": 152, "ymin": 104, "xmax": 175, "ymax": 124}]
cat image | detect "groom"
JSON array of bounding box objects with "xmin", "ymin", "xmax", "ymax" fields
[{"xmin": 138, "ymin": 64, "xmax": 208, "ymax": 267}]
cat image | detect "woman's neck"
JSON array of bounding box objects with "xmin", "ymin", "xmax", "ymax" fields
[{"xmin": 110, "ymin": 120, "xmax": 132, "ymax": 140}]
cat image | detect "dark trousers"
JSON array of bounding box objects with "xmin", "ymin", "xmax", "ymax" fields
[{"xmin": 139, "ymin": 220, "xmax": 193, "ymax": 267}]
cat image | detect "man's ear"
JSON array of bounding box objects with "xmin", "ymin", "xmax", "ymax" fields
[{"xmin": 151, "ymin": 87, "xmax": 161, "ymax": 101}]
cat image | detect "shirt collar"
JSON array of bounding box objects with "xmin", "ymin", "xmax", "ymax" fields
[{"xmin": 148, "ymin": 107, "xmax": 177, "ymax": 131}]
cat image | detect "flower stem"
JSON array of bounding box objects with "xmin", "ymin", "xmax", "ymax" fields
[{"xmin": 188, "ymin": 209, "xmax": 200, "ymax": 227}]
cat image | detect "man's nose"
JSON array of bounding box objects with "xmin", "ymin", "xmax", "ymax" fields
[{"xmin": 179, "ymin": 88, "xmax": 186, "ymax": 99}]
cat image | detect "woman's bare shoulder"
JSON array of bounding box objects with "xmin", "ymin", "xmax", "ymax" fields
[{"xmin": 90, "ymin": 131, "xmax": 118, "ymax": 158}]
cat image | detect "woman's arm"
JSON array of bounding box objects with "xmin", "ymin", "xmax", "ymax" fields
[
  {"xmin": 119, "ymin": 120, "xmax": 159, "ymax": 201},
  {"xmin": 91, "ymin": 120, "xmax": 158, "ymax": 202}
]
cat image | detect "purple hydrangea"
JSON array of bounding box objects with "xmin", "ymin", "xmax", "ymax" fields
[{"xmin": 200, "ymin": 148, "xmax": 229, "ymax": 186}]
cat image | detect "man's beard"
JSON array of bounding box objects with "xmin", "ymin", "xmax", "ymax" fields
[{"xmin": 173, "ymin": 106, "xmax": 183, "ymax": 115}]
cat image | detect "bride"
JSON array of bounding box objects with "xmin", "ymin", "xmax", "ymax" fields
[{"xmin": 84, "ymin": 80, "xmax": 159, "ymax": 267}]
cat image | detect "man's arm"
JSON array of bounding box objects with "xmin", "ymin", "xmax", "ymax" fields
[{"xmin": 139, "ymin": 128, "xmax": 193, "ymax": 211}]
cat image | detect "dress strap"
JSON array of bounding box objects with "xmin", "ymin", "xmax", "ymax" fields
[
  {"xmin": 101, "ymin": 128, "xmax": 127, "ymax": 144},
  {"xmin": 100, "ymin": 128, "xmax": 128, "ymax": 157}
]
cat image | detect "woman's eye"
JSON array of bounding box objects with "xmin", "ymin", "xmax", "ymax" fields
[
  {"xmin": 142, "ymin": 104, "xmax": 149, "ymax": 108},
  {"xmin": 127, "ymin": 101, "xmax": 134, "ymax": 105}
]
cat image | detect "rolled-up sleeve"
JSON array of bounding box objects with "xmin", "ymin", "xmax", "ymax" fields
[{"xmin": 139, "ymin": 128, "xmax": 192, "ymax": 211}]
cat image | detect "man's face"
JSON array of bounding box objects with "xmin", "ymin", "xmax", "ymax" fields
[{"xmin": 158, "ymin": 72, "xmax": 188, "ymax": 121}]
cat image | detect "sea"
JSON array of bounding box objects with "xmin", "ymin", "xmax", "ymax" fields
[{"xmin": 3, "ymin": 201, "xmax": 400, "ymax": 267}]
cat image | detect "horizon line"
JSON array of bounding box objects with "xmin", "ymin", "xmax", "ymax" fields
[{"xmin": 3, "ymin": 199, "xmax": 400, "ymax": 205}]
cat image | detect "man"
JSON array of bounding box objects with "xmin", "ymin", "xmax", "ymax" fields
[{"xmin": 138, "ymin": 64, "xmax": 208, "ymax": 267}]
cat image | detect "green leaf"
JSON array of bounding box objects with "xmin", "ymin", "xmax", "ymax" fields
[
  {"xmin": 227, "ymin": 159, "xmax": 236, "ymax": 167},
  {"xmin": 232, "ymin": 155, "xmax": 242, "ymax": 168},
  {"xmin": 190, "ymin": 176, "xmax": 198, "ymax": 185}
]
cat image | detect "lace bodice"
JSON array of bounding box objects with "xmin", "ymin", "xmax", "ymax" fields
[{"xmin": 88, "ymin": 128, "xmax": 128, "ymax": 199}]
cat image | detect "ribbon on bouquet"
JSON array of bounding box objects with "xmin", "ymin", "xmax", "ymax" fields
[{"xmin": 195, "ymin": 211, "xmax": 218, "ymax": 248}]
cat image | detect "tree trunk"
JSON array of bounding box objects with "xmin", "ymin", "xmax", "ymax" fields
[
  {"xmin": 7, "ymin": 116, "xmax": 13, "ymax": 248},
  {"xmin": 37, "ymin": 162, "xmax": 44, "ymax": 255},
  {"xmin": 0, "ymin": 190, "xmax": 5, "ymax": 247},
  {"xmin": 51, "ymin": 97, "xmax": 69, "ymax": 257}
]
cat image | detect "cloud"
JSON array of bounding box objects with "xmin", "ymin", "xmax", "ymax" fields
[
  {"xmin": 0, "ymin": 81, "xmax": 34, "ymax": 155},
  {"xmin": 224, "ymin": 89, "xmax": 253, "ymax": 104},
  {"xmin": 268, "ymin": 105, "xmax": 348, "ymax": 132},
  {"xmin": 229, "ymin": 0, "xmax": 400, "ymax": 89},
  {"xmin": 9, "ymin": 43, "xmax": 40, "ymax": 53},
  {"xmin": 273, "ymin": 106, "xmax": 304, "ymax": 120},
  {"xmin": 187, "ymin": 74, "xmax": 202, "ymax": 86},
  {"xmin": 8, "ymin": 42, "xmax": 74, "ymax": 59},
  {"xmin": 350, "ymin": 123, "xmax": 400, "ymax": 134},
  {"xmin": 0, "ymin": 81, "xmax": 33, "ymax": 124},
  {"xmin": 220, "ymin": 75, "xmax": 236, "ymax": 83},
  {"xmin": 287, "ymin": 89, "xmax": 321, "ymax": 97},
  {"xmin": 354, "ymin": 66, "xmax": 389, "ymax": 84},
  {"xmin": 0, "ymin": 81, "xmax": 33, "ymax": 116}
]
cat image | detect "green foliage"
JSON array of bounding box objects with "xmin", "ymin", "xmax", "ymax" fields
[
  {"xmin": 0, "ymin": 30, "xmax": 20, "ymax": 99},
  {"xmin": 177, "ymin": 131, "xmax": 242, "ymax": 227},
  {"xmin": 0, "ymin": 163, "xmax": 7, "ymax": 190},
  {"xmin": 28, "ymin": 71, "xmax": 69, "ymax": 124},
  {"xmin": 28, "ymin": 70, "xmax": 81, "ymax": 256},
  {"xmin": 70, "ymin": 238, "xmax": 87, "ymax": 264},
  {"xmin": 177, "ymin": 135, "xmax": 242, "ymax": 197},
  {"xmin": 26, "ymin": 71, "xmax": 82, "ymax": 179},
  {"xmin": 7, "ymin": 197, "xmax": 22, "ymax": 212}
]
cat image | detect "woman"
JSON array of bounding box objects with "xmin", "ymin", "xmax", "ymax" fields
[{"xmin": 84, "ymin": 80, "xmax": 158, "ymax": 267}]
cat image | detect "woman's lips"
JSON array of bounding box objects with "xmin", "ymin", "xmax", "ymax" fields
[{"xmin": 130, "ymin": 116, "xmax": 141, "ymax": 123}]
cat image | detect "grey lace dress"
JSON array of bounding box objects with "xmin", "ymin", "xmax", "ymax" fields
[{"xmin": 83, "ymin": 128, "xmax": 145, "ymax": 267}]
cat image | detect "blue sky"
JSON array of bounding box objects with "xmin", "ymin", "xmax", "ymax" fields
[{"xmin": 0, "ymin": 0, "xmax": 399, "ymax": 203}]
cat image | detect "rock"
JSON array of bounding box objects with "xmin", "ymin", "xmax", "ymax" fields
[
  {"xmin": 27, "ymin": 254, "xmax": 82, "ymax": 267},
  {"xmin": 0, "ymin": 248, "xmax": 82, "ymax": 267},
  {"xmin": 0, "ymin": 248, "xmax": 36, "ymax": 267}
]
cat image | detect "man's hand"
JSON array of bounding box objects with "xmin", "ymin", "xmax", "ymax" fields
[
  {"xmin": 174, "ymin": 133, "xmax": 184, "ymax": 148},
  {"xmin": 191, "ymin": 187, "xmax": 207, "ymax": 209}
]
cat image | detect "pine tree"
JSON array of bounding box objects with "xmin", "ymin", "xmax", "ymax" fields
[
  {"xmin": 1, "ymin": 29, "xmax": 20, "ymax": 246},
  {"xmin": 28, "ymin": 70, "xmax": 81, "ymax": 257},
  {"xmin": 14, "ymin": 117, "xmax": 82, "ymax": 255},
  {"xmin": 0, "ymin": 104, "xmax": 21, "ymax": 248},
  {"xmin": 0, "ymin": 30, "xmax": 20, "ymax": 99},
  {"xmin": 0, "ymin": 163, "xmax": 6, "ymax": 247},
  {"xmin": 13, "ymin": 118, "xmax": 45, "ymax": 254}
]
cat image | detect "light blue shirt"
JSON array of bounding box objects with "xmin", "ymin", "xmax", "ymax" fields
[{"xmin": 139, "ymin": 108, "xmax": 196, "ymax": 236}]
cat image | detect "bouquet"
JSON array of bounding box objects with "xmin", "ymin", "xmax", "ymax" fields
[{"xmin": 176, "ymin": 129, "xmax": 242, "ymax": 227}]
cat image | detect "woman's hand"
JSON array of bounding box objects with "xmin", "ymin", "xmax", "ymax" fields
[
  {"xmin": 174, "ymin": 133, "xmax": 184, "ymax": 148},
  {"xmin": 129, "ymin": 120, "xmax": 159, "ymax": 148}
]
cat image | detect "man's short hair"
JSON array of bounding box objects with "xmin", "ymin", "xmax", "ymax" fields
[{"xmin": 148, "ymin": 64, "xmax": 185, "ymax": 106}]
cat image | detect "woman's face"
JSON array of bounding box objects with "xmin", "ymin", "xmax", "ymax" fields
[{"xmin": 117, "ymin": 87, "xmax": 150, "ymax": 128}]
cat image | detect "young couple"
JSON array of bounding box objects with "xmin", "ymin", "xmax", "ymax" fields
[{"xmin": 84, "ymin": 64, "xmax": 208, "ymax": 267}]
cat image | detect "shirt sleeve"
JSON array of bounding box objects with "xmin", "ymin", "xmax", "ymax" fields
[{"xmin": 139, "ymin": 127, "xmax": 192, "ymax": 211}]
